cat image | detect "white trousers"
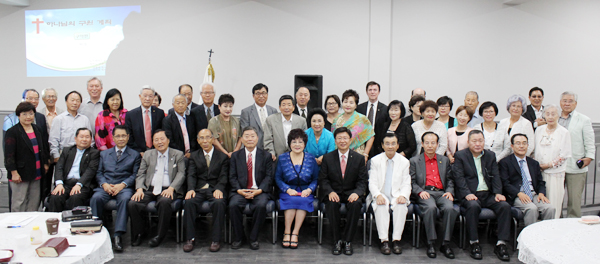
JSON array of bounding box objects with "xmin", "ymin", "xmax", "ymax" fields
[
  {"xmin": 373, "ymin": 202, "xmax": 408, "ymax": 241},
  {"xmin": 543, "ymin": 171, "xmax": 565, "ymax": 219}
]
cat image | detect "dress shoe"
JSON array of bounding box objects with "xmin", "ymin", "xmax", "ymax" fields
[
  {"xmin": 113, "ymin": 236, "xmax": 123, "ymax": 252},
  {"xmin": 380, "ymin": 241, "xmax": 391, "ymax": 255},
  {"xmin": 494, "ymin": 244, "xmax": 510, "ymax": 261},
  {"xmin": 469, "ymin": 242, "xmax": 483, "ymax": 260},
  {"xmin": 426, "ymin": 243, "xmax": 436, "ymax": 258},
  {"xmin": 392, "ymin": 240, "xmax": 402, "ymax": 254},
  {"xmin": 440, "ymin": 244, "xmax": 455, "ymax": 259},
  {"xmin": 231, "ymin": 240, "xmax": 242, "ymax": 250},
  {"xmin": 209, "ymin": 241, "xmax": 221, "ymax": 252},
  {"xmin": 183, "ymin": 240, "xmax": 195, "ymax": 252},
  {"xmin": 148, "ymin": 236, "xmax": 164, "ymax": 247},
  {"xmin": 343, "ymin": 241, "xmax": 353, "ymax": 255},
  {"xmin": 332, "ymin": 240, "xmax": 342, "ymax": 255},
  {"xmin": 131, "ymin": 234, "xmax": 143, "ymax": 247},
  {"xmin": 250, "ymin": 241, "xmax": 260, "ymax": 250}
]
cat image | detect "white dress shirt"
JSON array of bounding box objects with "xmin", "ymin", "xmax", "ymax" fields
[
  {"xmin": 153, "ymin": 149, "xmax": 170, "ymax": 187},
  {"xmin": 297, "ymin": 105, "xmax": 308, "ymax": 118},
  {"xmin": 56, "ymin": 148, "xmax": 86, "ymax": 187},
  {"xmin": 245, "ymin": 147, "xmax": 258, "ymax": 189},
  {"xmin": 282, "ymin": 115, "xmax": 293, "ymax": 141}
]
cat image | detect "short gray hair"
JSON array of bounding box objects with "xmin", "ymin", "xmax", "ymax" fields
[
  {"xmin": 465, "ymin": 91, "xmax": 479, "ymax": 100},
  {"xmin": 201, "ymin": 82, "xmax": 215, "ymax": 91},
  {"xmin": 506, "ymin": 94, "xmax": 527, "ymax": 113},
  {"xmin": 41, "ymin": 88, "xmax": 57, "ymax": 99},
  {"xmin": 542, "ymin": 104, "xmax": 560, "ymax": 118},
  {"xmin": 172, "ymin": 94, "xmax": 188, "ymax": 104},
  {"xmin": 561, "ymin": 91, "xmax": 578, "ymax": 102},
  {"xmin": 140, "ymin": 85, "xmax": 155, "ymax": 95},
  {"xmin": 87, "ymin": 77, "xmax": 103, "ymax": 87}
]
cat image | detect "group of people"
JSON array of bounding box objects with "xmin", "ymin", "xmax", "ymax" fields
[{"xmin": 2, "ymin": 78, "xmax": 595, "ymax": 261}]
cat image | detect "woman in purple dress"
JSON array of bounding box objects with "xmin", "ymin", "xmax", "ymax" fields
[{"xmin": 275, "ymin": 129, "xmax": 319, "ymax": 249}]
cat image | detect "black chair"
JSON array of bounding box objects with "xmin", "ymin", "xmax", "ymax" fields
[
  {"xmin": 181, "ymin": 199, "xmax": 228, "ymax": 243},
  {"xmin": 459, "ymin": 206, "xmax": 522, "ymax": 250},
  {"xmin": 276, "ymin": 199, "xmax": 320, "ymax": 242},
  {"xmin": 228, "ymin": 200, "xmax": 278, "ymax": 244},
  {"xmin": 318, "ymin": 202, "xmax": 367, "ymax": 245},
  {"xmin": 143, "ymin": 199, "xmax": 184, "ymax": 243},
  {"xmin": 368, "ymin": 203, "xmax": 416, "ymax": 247}
]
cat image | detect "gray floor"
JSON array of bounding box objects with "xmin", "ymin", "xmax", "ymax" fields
[{"xmin": 1, "ymin": 182, "xmax": 599, "ymax": 264}]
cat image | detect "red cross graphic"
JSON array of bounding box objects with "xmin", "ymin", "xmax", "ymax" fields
[{"xmin": 32, "ymin": 18, "xmax": 44, "ymax": 34}]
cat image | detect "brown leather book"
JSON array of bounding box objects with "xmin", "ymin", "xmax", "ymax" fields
[{"xmin": 36, "ymin": 237, "xmax": 70, "ymax": 257}]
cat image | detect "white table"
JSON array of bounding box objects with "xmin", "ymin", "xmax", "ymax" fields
[
  {"xmin": 0, "ymin": 212, "xmax": 113, "ymax": 264},
  {"xmin": 517, "ymin": 218, "xmax": 600, "ymax": 264}
]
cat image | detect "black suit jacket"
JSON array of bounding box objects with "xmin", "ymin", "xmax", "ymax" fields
[
  {"xmin": 163, "ymin": 112, "xmax": 199, "ymax": 153},
  {"xmin": 293, "ymin": 107, "xmax": 315, "ymax": 127},
  {"xmin": 228, "ymin": 148, "xmax": 273, "ymax": 196},
  {"xmin": 357, "ymin": 101, "xmax": 388, "ymax": 158},
  {"xmin": 54, "ymin": 145, "xmax": 100, "ymax": 189},
  {"xmin": 4, "ymin": 123, "xmax": 49, "ymax": 182},
  {"xmin": 189, "ymin": 104, "xmax": 210, "ymax": 133},
  {"xmin": 452, "ymin": 149, "xmax": 502, "ymax": 201},
  {"xmin": 126, "ymin": 106, "xmax": 165, "ymax": 152},
  {"xmin": 522, "ymin": 105, "xmax": 539, "ymax": 130},
  {"xmin": 318, "ymin": 149, "xmax": 368, "ymax": 201},
  {"xmin": 34, "ymin": 112, "xmax": 49, "ymax": 144},
  {"xmin": 187, "ymin": 148, "xmax": 230, "ymax": 193},
  {"xmin": 499, "ymin": 155, "xmax": 546, "ymax": 205}
]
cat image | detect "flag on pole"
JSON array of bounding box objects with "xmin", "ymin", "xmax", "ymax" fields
[{"xmin": 204, "ymin": 49, "xmax": 215, "ymax": 83}]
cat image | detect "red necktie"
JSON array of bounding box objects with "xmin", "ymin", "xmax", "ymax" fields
[
  {"xmin": 341, "ymin": 155, "xmax": 346, "ymax": 178},
  {"xmin": 144, "ymin": 110, "xmax": 152, "ymax": 148},
  {"xmin": 247, "ymin": 152, "xmax": 253, "ymax": 189}
]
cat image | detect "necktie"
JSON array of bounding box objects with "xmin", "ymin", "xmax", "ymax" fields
[
  {"xmin": 246, "ymin": 152, "xmax": 253, "ymax": 189},
  {"xmin": 207, "ymin": 108, "xmax": 212, "ymax": 121},
  {"xmin": 259, "ymin": 108, "xmax": 267, "ymax": 127},
  {"xmin": 384, "ymin": 159, "xmax": 393, "ymax": 198},
  {"xmin": 144, "ymin": 110, "xmax": 152, "ymax": 148},
  {"xmin": 205, "ymin": 154, "xmax": 211, "ymax": 168},
  {"xmin": 367, "ymin": 104, "xmax": 374, "ymax": 125},
  {"xmin": 152, "ymin": 154, "xmax": 165, "ymax": 195},
  {"xmin": 301, "ymin": 109, "xmax": 306, "ymax": 118},
  {"xmin": 341, "ymin": 155, "xmax": 347, "ymax": 178},
  {"xmin": 185, "ymin": 106, "xmax": 190, "ymax": 116},
  {"xmin": 179, "ymin": 117, "xmax": 190, "ymax": 153},
  {"xmin": 117, "ymin": 149, "xmax": 122, "ymax": 160},
  {"xmin": 519, "ymin": 160, "xmax": 534, "ymax": 200}
]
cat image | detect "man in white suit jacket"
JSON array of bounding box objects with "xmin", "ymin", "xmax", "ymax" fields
[
  {"xmin": 367, "ymin": 133, "xmax": 411, "ymax": 255},
  {"xmin": 263, "ymin": 95, "xmax": 307, "ymax": 160},
  {"xmin": 559, "ymin": 91, "xmax": 595, "ymax": 218},
  {"xmin": 240, "ymin": 83, "xmax": 278, "ymax": 150}
]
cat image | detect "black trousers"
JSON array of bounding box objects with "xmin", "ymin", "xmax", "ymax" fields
[
  {"xmin": 47, "ymin": 178, "xmax": 92, "ymax": 212},
  {"xmin": 324, "ymin": 195, "xmax": 362, "ymax": 243},
  {"xmin": 461, "ymin": 191, "xmax": 511, "ymax": 242},
  {"xmin": 229, "ymin": 192, "xmax": 269, "ymax": 242},
  {"xmin": 127, "ymin": 190, "xmax": 174, "ymax": 238},
  {"xmin": 183, "ymin": 189, "xmax": 227, "ymax": 242}
]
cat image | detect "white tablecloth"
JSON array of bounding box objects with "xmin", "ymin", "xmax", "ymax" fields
[
  {"xmin": 0, "ymin": 212, "xmax": 113, "ymax": 264},
  {"xmin": 517, "ymin": 218, "xmax": 600, "ymax": 264}
]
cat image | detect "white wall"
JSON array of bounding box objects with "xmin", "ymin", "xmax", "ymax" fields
[{"xmin": 0, "ymin": 0, "xmax": 599, "ymax": 121}]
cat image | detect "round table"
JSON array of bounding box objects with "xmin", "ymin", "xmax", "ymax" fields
[
  {"xmin": 0, "ymin": 212, "xmax": 113, "ymax": 264},
  {"xmin": 517, "ymin": 218, "xmax": 600, "ymax": 264}
]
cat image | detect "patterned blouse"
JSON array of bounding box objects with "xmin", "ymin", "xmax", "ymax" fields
[{"xmin": 95, "ymin": 109, "xmax": 127, "ymax": 151}]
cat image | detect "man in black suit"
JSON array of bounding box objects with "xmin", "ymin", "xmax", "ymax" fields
[
  {"xmin": 522, "ymin": 87, "xmax": 545, "ymax": 130},
  {"xmin": 126, "ymin": 86, "xmax": 165, "ymax": 155},
  {"xmin": 356, "ymin": 81, "xmax": 388, "ymax": 158},
  {"xmin": 292, "ymin": 86, "xmax": 312, "ymax": 119},
  {"xmin": 183, "ymin": 129, "xmax": 229, "ymax": 253},
  {"xmin": 319, "ymin": 127, "xmax": 368, "ymax": 256},
  {"xmin": 499, "ymin": 133, "xmax": 555, "ymax": 226},
  {"xmin": 48, "ymin": 128, "xmax": 99, "ymax": 212},
  {"xmin": 229, "ymin": 126, "xmax": 273, "ymax": 250},
  {"xmin": 163, "ymin": 94, "xmax": 198, "ymax": 158},
  {"xmin": 453, "ymin": 130, "xmax": 511, "ymax": 261}
]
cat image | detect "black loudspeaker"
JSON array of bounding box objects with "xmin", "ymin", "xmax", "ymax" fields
[{"xmin": 294, "ymin": 75, "xmax": 323, "ymax": 110}]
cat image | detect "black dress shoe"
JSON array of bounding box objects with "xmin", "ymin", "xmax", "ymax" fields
[
  {"xmin": 392, "ymin": 240, "xmax": 402, "ymax": 254},
  {"xmin": 231, "ymin": 240, "xmax": 242, "ymax": 249},
  {"xmin": 380, "ymin": 241, "xmax": 391, "ymax": 255},
  {"xmin": 131, "ymin": 234, "xmax": 143, "ymax": 247},
  {"xmin": 427, "ymin": 243, "xmax": 437, "ymax": 258},
  {"xmin": 469, "ymin": 242, "xmax": 483, "ymax": 260},
  {"xmin": 113, "ymin": 236, "xmax": 123, "ymax": 252},
  {"xmin": 494, "ymin": 244, "xmax": 510, "ymax": 261},
  {"xmin": 249, "ymin": 241, "xmax": 260, "ymax": 250},
  {"xmin": 183, "ymin": 240, "xmax": 195, "ymax": 252},
  {"xmin": 343, "ymin": 241, "xmax": 353, "ymax": 255},
  {"xmin": 332, "ymin": 240, "xmax": 342, "ymax": 255},
  {"xmin": 440, "ymin": 244, "xmax": 455, "ymax": 259},
  {"xmin": 148, "ymin": 236, "xmax": 163, "ymax": 247},
  {"xmin": 209, "ymin": 241, "xmax": 221, "ymax": 252}
]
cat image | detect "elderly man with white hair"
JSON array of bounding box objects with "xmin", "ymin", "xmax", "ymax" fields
[
  {"xmin": 40, "ymin": 88, "xmax": 64, "ymax": 131},
  {"xmin": 465, "ymin": 91, "xmax": 483, "ymax": 128},
  {"xmin": 125, "ymin": 85, "xmax": 165, "ymax": 155},
  {"xmin": 492, "ymin": 94, "xmax": 535, "ymax": 161},
  {"xmin": 558, "ymin": 91, "xmax": 595, "ymax": 218}
]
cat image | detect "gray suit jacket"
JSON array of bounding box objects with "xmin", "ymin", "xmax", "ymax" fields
[
  {"xmin": 134, "ymin": 148, "xmax": 187, "ymax": 196},
  {"xmin": 240, "ymin": 104, "xmax": 278, "ymax": 149},
  {"xmin": 263, "ymin": 113, "xmax": 307, "ymax": 157},
  {"xmin": 409, "ymin": 153, "xmax": 454, "ymax": 197}
]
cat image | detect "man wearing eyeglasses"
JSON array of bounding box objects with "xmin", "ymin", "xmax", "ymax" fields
[
  {"xmin": 522, "ymin": 87, "xmax": 545, "ymax": 130},
  {"xmin": 240, "ymin": 83, "xmax": 278, "ymax": 149}
]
